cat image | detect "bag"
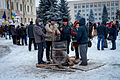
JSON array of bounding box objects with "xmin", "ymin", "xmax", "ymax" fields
[
  {"xmin": 88, "ymin": 40, "xmax": 92, "ymax": 47},
  {"xmin": 72, "ymin": 36, "xmax": 77, "ymax": 42},
  {"xmin": 107, "ymin": 35, "xmax": 113, "ymax": 40}
]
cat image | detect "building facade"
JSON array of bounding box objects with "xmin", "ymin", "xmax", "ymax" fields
[
  {"xmin": 0, "ymin": 0, "xmax": 36, "ymax": 25},
  {"xmin": 68, "ymin": 0, "xmax": 120, "ymax": 23}
]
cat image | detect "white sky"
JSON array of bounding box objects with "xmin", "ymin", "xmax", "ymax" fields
[{"xmin": 36, "ymin": 0, "xmax": 77, "ymax": 7}]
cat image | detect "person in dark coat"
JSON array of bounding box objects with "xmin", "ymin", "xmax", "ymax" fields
[
  {"xmin": 8, "ymin": 25, "xmax": 12, "ymax": 39},
  {"xmin": 77, "ymin": 18, "xmax": 89, "ymax": 66},
  {"xmin": 115, "ymin": 21, "xmax": 119, "ymax": 36},
  {"xmin": 20, "ymin": 23, "xmax": 27, "ymax": 46},
  {"xmin": 33, "ymin": 18, "xmax": 47, "ymax": 64},
  {"xmin": 104, "ymin": 22, "xmax": 109, "ymax": 48},
  {"xmin": 11, "ymin": 25, "xmax": 17, "ymax": 44},
  {"xmin": 97, "ymin": 21, "xmax": 105, "ymax": 50},
  {"xmin": 109, "ymin": 24, "xmax": 117, "ymax": 50},
  {"xmin": 28, "ymin": 21, "xmax": 37, "ymax": 51},
  {"xmin": 16, "ymin": 25, "xmax": 21, "ymax": 45},
  {"xmin": 71, "ymin": 21, "xmax": 79, "ymax": 60},
  {"xmin": 0, "ymin": 26, "xmax": 4, "ymax": 38},
  {"xmin": 3, "ymin": 25, "xmax": 8, "ymax": 39},
  {"xmin": 59, "ymin": 18, "xmax": 71, "ymax": 54},
  {"xmin": 88, "ymin": 22, "xmax": 93, "ymax": 39}
]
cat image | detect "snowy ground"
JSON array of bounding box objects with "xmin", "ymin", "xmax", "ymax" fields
[{"xmin": 0, "ymin": 33, "xmax": 120, "ymax": 80}]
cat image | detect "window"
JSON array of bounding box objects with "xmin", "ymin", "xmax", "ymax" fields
[
  {"xmin": 86, "ymin": 3, "xmax": 89, "ymax": 8},
  {"xmin": 111, "ymin": 1, "xmax": 114, "ymax": 6},
  {"xmin": 20, "ymin": 4, "xmax": 22, "ymax": 11},
  {"xmin": 94, "ymin": 3, "xmax": 97, "ymax": 7},
  {"xmin": 74, "ymin": 10, "xmax": 77, "ymax": 13},
  {"xmin": 95, "ymin": 13, "xmax": 97, "ymax": 16},
  {"xmin": 115, "ymin": 1, "xmax": 119, "ymax": 6},
  {"xmin": 25, "ymin": 18, "xmax": 26, "ymax": 23},
  {"xmin": 82, "ymin": 3, "xmax": 85, "ymax": 8},
  {"xmin": 98, "ymin": 3, "xmax": 101, "ymax": 7},
  {"xmin": 94, "ymin": 8, "xmax": 97, "ymax": 12},
  {"xmin": 90, "ymin": 3, "xmax": 93, "ymax": 7},
  {"xmin": 7, "ymin": 1, "xmax": 9, "ymax": 9},
  {"xmin": 102, "ymin": 2, "xmax": 106, "ymax": 6},
  {"xmin": 78, "ymin": 4, "xmax": 81, "ymax": 8},
  {"xmin": 107, "ymin": 2, "xmax": 110, "ymax": 6},
  {"xmin": 99, "ymin": 13, "xmax": 101, "ymax": 15},
  {"xmin": 74, "ymin": 4, "xmax": 77, "ymax": 9},
  {"xmin": 87, "ymin": 9, "xmax": 89, "ymax": 12},
  {"xmin": 82, "ymin": 9, "xmax": 85, "ymax": 12},
  {"xmin": 31, "ymin": 6, "xmax": 33, "ymax": 12},
  {"xmin": 11, "ymin": 2, "xmax": 14, "ymax": 10},
  {"xmin": 24, "ymin": 5, "xmax": 26, "ymax": 11},
  {"xmin": 27, "ymin": 6, "xmax": 29, "ymax": 12},
  {"xmin": 16, "ymin": 2, "xmax": 19, "ymax": 11},
  {"xmin": 28, "ymin": 18, "xmax": 30, "ymax": 22}
]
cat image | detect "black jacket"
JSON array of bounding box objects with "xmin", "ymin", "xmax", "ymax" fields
[{"xmin": 28, "ymin": 24, "xmax": 34, "ymax": 38}]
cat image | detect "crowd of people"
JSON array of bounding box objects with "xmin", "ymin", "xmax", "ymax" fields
[{"xmin": 0, "ymin": 18, "xmax": 119, "ymax": 66}]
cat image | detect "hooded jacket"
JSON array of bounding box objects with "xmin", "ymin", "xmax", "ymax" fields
[{"xmin": 77, "ymin": 18, "xmax": 89, "ymax": 44}]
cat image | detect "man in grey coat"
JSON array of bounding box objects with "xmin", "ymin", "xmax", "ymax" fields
[{"xmin": 33, "ymin": 18, "xmax": 47, "ymax": 64}]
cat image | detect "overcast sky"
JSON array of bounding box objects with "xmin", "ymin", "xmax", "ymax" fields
[{"xmin": 36, "ymin": 0, "xmax": 77, "ymax": 7}]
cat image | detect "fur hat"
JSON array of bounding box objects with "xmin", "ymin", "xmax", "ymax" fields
[{"xmin": 63, "ymin": 18, "xmax": 68, "ymax": 22}]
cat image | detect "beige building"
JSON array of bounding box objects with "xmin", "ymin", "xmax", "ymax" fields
[
  {"xmin": 0, "ymin": 0, "xmax": 36, "ymax": 25},
  {"xmin": 68, "ymin": 0, "xmax": 120, "ymax": 23}
]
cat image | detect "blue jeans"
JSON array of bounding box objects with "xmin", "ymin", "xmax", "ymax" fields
[
  {"xmin": 112, "ymin": 40, "xmax": 116, "ymax": 49},
  {"xmin": 97, "ymin": 35, "xmax": 104, "ymax": 50}
]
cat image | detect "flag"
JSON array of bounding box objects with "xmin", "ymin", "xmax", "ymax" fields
[
  {"xmin": 12, "ymin": 14, "xmax": 16, "ymax": 19},
  {"xmin": 2, "ymin": 11, "xmax": 7, "ymax": 20}
]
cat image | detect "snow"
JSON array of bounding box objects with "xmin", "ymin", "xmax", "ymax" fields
[{"xmin": 0, "ymin": 33, "xmax": 120, "ymax": 80}]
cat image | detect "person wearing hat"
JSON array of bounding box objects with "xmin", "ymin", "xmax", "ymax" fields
[
  {"xmin": 71, "ymin": 21, "xmax": 80, "ymax": 61},
  {"xmin": 97, "ymin": 21, "xmax": 106, "ymax": 50},
  {"xmin": 77, "ymin": 18, "xmax": 89, "ymax": 66},
  {"xmin": 33, "ymin": 18, "xmax": 48, "ymax": 64},
  {"xmin": 28, "ymin": 21, "xmax": 37, "ymax": 51},
  {"xmin": 45, "ymin": 17, "xmax": 60, "ymax": 62},
  {"xmin": 59, "ymin": 18, "xmax": 72, "ymax": 54}
]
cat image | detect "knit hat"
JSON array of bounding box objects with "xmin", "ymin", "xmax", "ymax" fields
[{"xmin": 73, "ymin": 21, "xmax": 79, "ymax": 28}]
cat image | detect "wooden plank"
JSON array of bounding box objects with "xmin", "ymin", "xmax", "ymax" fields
[{"xmin": 36, "ymin": 64, "xmax": 59, "ymax": 67}]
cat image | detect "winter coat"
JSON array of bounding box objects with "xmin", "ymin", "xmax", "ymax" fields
[
  {"xmin": 16, "ymin": 27, "xmax": 21, "ymax": 37},
  {"xmin": 97, "ymin": 24, "xmax": 105, "ymax": 36},
  {"xmin": 0, "ymin": 26, "xmax": 4, "ymax": 35},
  {"xmin": 11, "ymin": 26, "xmax": 16, "ymax": 36},
  {"xmin": 33, "ymin": 24, "xmax": 46, "ymax": 43},
  {"xmin": 20, "ymin": 26, "xmax": 26, "ymax": 37},
  {"xmin": 77, "ymin": 18, "xmax": 89, "ymax": 44},
  {"xmin": 45, "ymin": 23, "xmax": 60, "ymax": 41},
  {"xmin": 109, "ymin": 25, "xmax": 117, "ymax": 40},
  {"xmin": 71, "ymin": 28, "xmax": 79, "ymax": 47},
  {"xmin": 104, "ymin": 26, "xmax": 109, "ymax": 39},
  {"xmin": 88, "ymin": 25, "xmax": 93, "ymax": 39},
  {"xmin": 3, "ymin": 25, "xmax": 8, "ymax": 32},
  {"xmin": 28, "ymin": 24, "xmax": 35, "ymax": 38},
  {"xmin": 59, "ymin": 24, "xmax": 71, "ymax": 41}
]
